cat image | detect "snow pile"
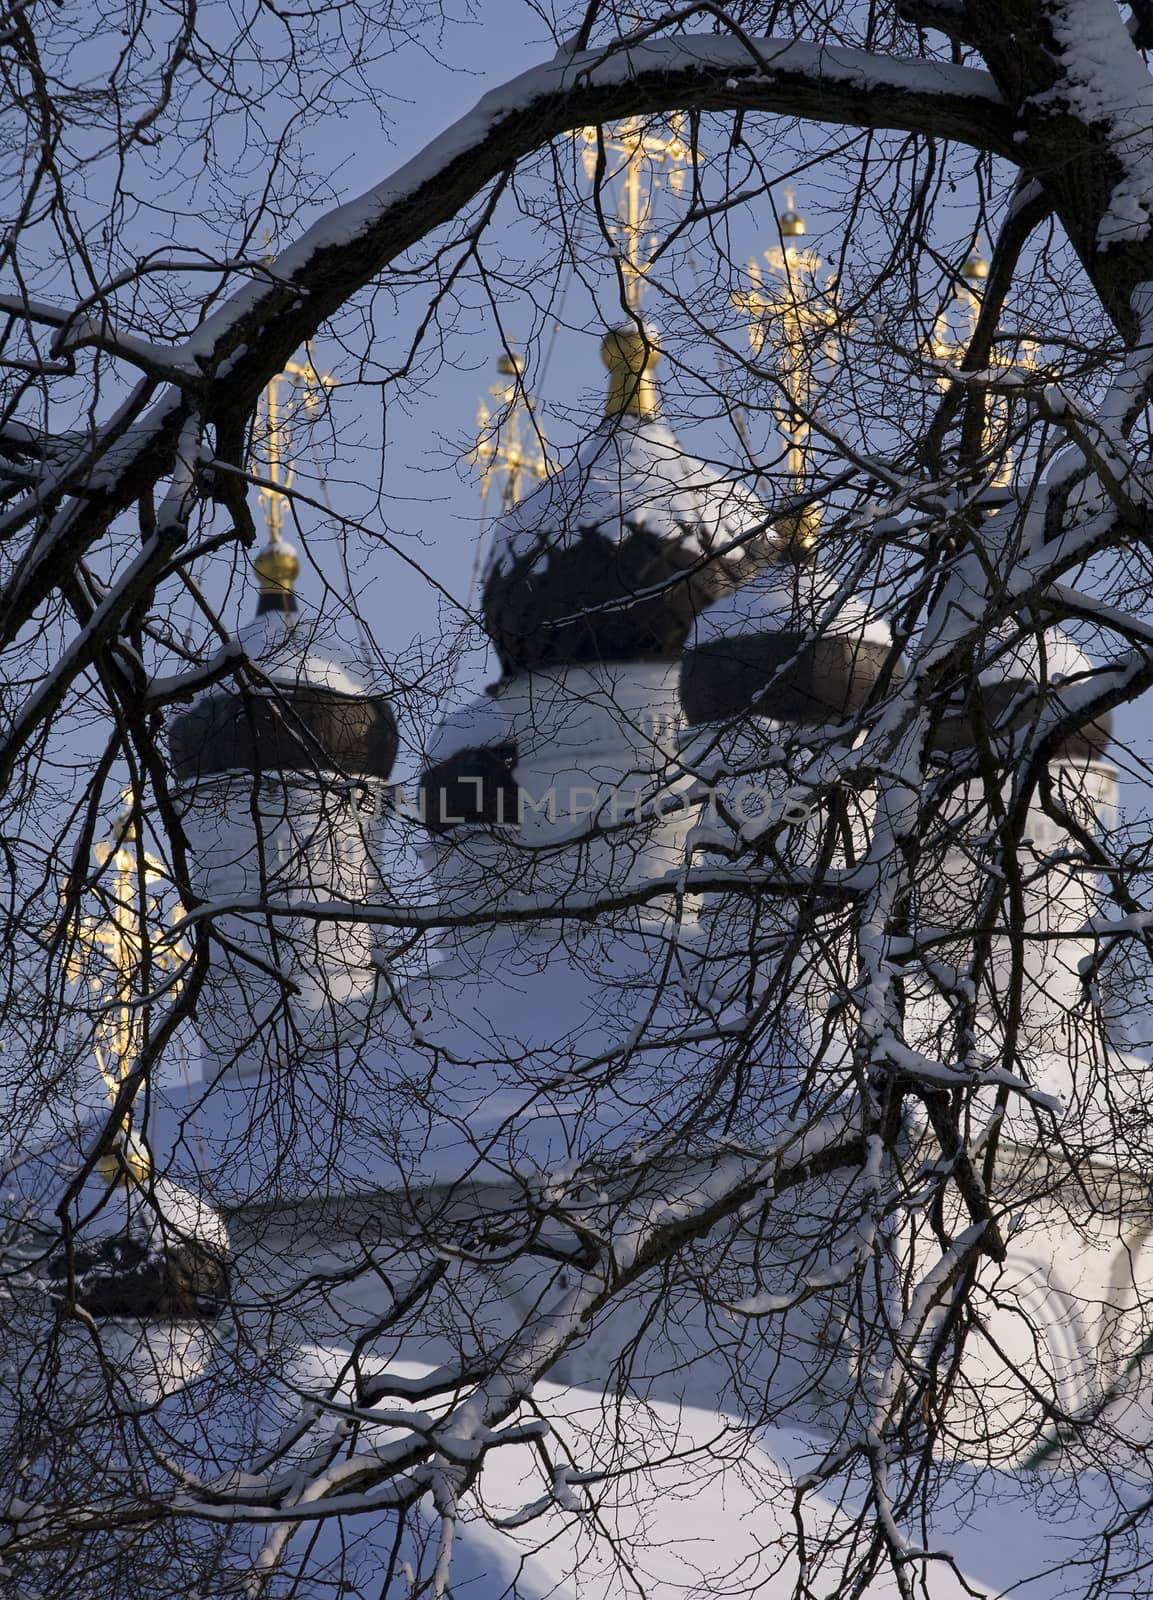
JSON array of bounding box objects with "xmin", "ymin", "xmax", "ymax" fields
[{"xmin": 272, "ymin": 1356, "xmax": 1150, "ymax": 1600}]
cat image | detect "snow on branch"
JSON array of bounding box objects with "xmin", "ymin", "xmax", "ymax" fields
[
  {"xmin": 185, "ymin": 35, "xmax": 1008, "ymax": 426},
  {"xmin": 0, "ymin": 413, "xmax": 202, "ymax": 795}
]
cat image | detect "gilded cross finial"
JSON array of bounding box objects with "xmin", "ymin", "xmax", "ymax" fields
[
  {"xmin": 731, "ymin": 190, "xmax": 841, "ymax": 551},
  {"xmin": 58, "ymin": 792, "xmax": 192, "ymax": 1186},
  {"xmin": 571, "ymin": 113, "xmax": 696, "ymax": 311},
  {"xmin": 925, "ymin": 237, "xmax": 1036, "ymax": 488},
  {"xmin": 253, "ymin": 349, "xmax": 335, "ymax": 543},
  {"xmin": 469, "ymin": 348, "xmax": 549, "ymax": 512}
]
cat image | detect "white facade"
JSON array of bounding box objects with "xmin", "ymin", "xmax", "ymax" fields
[{"xmin": 174, "ymin": 608, "xmax": 385, "ymax": 1078}]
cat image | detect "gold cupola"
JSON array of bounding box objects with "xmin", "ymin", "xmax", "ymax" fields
[
  {"xmin": 778, "ymin": 189, "xmax": 806, "ymax": 238},
  {"xmin": 253, "ymin": 535, "xmax": 300, "ymax": 614},
  {"xmin": 962, "ymin": 246, "xmax": 989, "ymax": 289},
  {"xmin": 601, "ymin": 323, "xmax": 661, "ymax": 419}
]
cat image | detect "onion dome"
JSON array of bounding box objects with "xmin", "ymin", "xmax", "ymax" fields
[
  {"xmin": 45, "ymin": 1175, "xmax": 229, "ymax": 1322},
  {"xmin": 169, "ymin": 537, "xmax": 397, "ymax": 783},
  {"xmin": 252, "ymin": 534, "xmax": 301, "ymax": 613},
  {"xmin": 961, "ymin": 247, "xmax": 989, "ymax": 289},
  {"xmin": 933, "ymin": 625, "xmax": 1111, "ymax": 760},
  {"xmin": 417, "ymin": 690, "xmax": 520, "ymax": 835},
  {"xmin": 778, "ymin": 191, "xmax": 806, "ymax": 238},
  {"xmin": 681, "ymin": 558, "xmax": 895, "ymax": 727},
  {"xmin": 480, "ymin": 325, "xmax": 776, "ymax": 677}
]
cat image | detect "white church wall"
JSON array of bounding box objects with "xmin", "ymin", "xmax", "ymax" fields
[{"xmin": 177, "ymin": 770, "xmax": 382, "ymax": 1078}]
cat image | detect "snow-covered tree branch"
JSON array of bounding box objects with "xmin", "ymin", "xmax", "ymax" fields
[{"xmin": 6, "ymin": 1, "xmax": 1153, "ymax": 1597}]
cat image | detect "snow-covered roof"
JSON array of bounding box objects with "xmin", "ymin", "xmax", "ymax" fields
[
  {"xmin": 232, "ymin": 1356, "xmax": 1153, "ymax": 1600},
  {"xmin": 483, "ymin": 417, "xmax": 769, "ymax": 585},
  {"xmin": 479, "ymin": 411, "xmax": 776, "ymax": 675},
  {"xmin": 976, "ymin": 622, "xmax": 1094, "ymax": 688},
  {"xmin": 446, "ymin": 1391, "xmax": 1149, "ymax": 1600},
  {"xmin": 139, "ymin": 921, "xmax": 812, "ymax": 1205},
  {"xmin": 424, "ymin": 685, "xmax": 517, "ymax": 767},
  {"xmin": 687, "ymin": 557, "xmax": 891, "ymax": 648},
  {"xmin": 423, "ymin": 661, "xmax": 682, "ymax": 770},
  {"xmin": 234, "ymin": 606, "xmax": 376, "ymax": 700}
]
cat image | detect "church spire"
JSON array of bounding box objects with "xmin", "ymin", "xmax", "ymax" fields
[
  {"xmin": 732, "ymin": 188, "xmax": 841, "ymax": 555},
  {"xmin": 251, "ymin": 349, "xmax": 333, "ymax": 609},
  {"xmin": 572, "ymin": 114, "xmax": 695, "ymax": 313}
]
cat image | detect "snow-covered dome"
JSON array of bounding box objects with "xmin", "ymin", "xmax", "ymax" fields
[
  {"xmin": 168, "ymin": 537, "xmax": 398, "ymax": 782},
  {"xmin": 417, "ymin": 686, "xmax": 520, "ymax": 832},
  {"xmin": 480, "ymin": 326, "xmax": 775, "ymax": 676},
  {"xmin": 978, "ymin": 626, "xmax": 1093, "ymax": 689},
  {"xmin": 680, "ymin": 556, "xmax": 895, "ymax": 726},
  {"xmin": 0, "ymin": 1123, "xmax": 233, "ymax": 1327},
  {"xmin": 44, "ymin": 1174, "xmax": 230, "ymax": 1322},
  {"xmin": 415, "ymin": 660, "xmax": 687, "ymax": 837},
  {"xmin": 934, "ymin": 621, "xmax": 1111, "ymax": 759}
]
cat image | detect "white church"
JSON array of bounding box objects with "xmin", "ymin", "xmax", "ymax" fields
[{"xmin": 6, "ymin": 224, "xmax": 1153, "ymax": 1597}]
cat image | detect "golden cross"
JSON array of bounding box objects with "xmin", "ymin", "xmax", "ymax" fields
[
  {"xmin": 254, "ymin": 352, "xmax": 335, "ymax": 542},
  {"xmin": 60, "ymin": 794, "xmax": 192, "ymax": 1184},
  {"xmin": 571, "ymin": 114, "xmax": 696, "ymax": 310},
  {"xmin": 926, "ymin": 245, "xmax": 1037, "ymax": 488},
  {"xmin": 469, "ymin": 350, "xmax": 549, "ymax": 512},
  {"xmin": 731, "ymin": 193, "xmax": 841, "ymax": 547}
]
